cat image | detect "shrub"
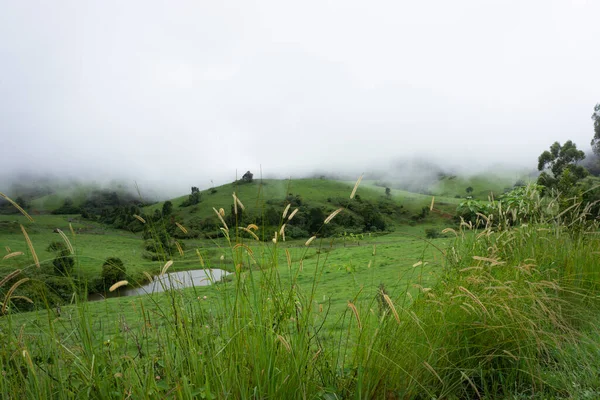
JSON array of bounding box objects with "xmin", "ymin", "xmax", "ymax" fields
[{"xmin": 101, "ymin": 257, "xmax": 126, "ymax": 286}]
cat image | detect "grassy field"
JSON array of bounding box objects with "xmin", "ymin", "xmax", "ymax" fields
[{"xmin": 2, "ymin": 179, "xmax": 600, "ymax": 398}]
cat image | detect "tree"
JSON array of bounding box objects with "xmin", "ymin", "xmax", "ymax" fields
[
  {"xmin": 16, "ymin": 196, "xmax": 27, "ymax": 208},
  {"xmin": 101, "ymin": 257, "xmax": 126, "ymax": 286},
  {"xmin": 180, "ymin": 187, "xmax": 201, "ymax": 207},
  {"xmin": 537, "ymin": 140, "xmax": 588, "ymax": 190},
  {"xmin": 385, "ymin": 187, "xmax": 391, "ymax": 197},
  {"xmin": 466, "ymin": 186, "xmax": 473, "ymax": 195},
  {"xmin": 162, "ymin": 200, "xmax": 173, "ymax": 216},
  {"xmin": 242, "ymin": 171, "xmax": 253, "ymax": 183},
  {"xmin": 591, "ymin": 103, "xmax": 600, "ymax": 155},
  {"xmin": 47, "ymin": 241, "xmax": 74, "ymax": 275}
]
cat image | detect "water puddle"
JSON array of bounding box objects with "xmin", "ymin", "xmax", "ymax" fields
[{"xmin": 88, "ymin": 269, "xmax": 230, "ymax": 301}]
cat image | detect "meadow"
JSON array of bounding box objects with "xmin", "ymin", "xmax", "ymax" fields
[{"xmin": 1, "ymin": 178, "xmax": 600, "ymax": 399}]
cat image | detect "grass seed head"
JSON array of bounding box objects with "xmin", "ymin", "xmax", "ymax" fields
[
  {"xmin": 20, "ymin": 225, "xmax": 40, "ymax": 268},
  {"xmin": 56, "ymin": 229, "xmax": 74, "ymax": 254},
  {"xmin": 282, "ymin": 204, "xmax": 291, "ymax": 219},
  {"xmin": 324, "ymin": 207, "xmax": 344, "ymax": 224},
  {"xmin": 350, "ymin": 174, "xmax": 364, "ymax": 199},
  {"xmin": 161, "ymin": 260, "xmax": 174, "ymax": 276},
  {"xmin": 196, "ymin": 249, "xmax": 205, "ymax": 267},
  {"xmin": 0, "ymin": 269, "xmax": 22, "ymax": 288},
  {"xmin": 3, "ymin": 252, "xmax": 24, "ymax": 260},
  {"xmin": 347, "ymin": 302, "xmax": 362, "ymax": 331},
  {"xmin": 305, "ymin": 236, "xmax": 317, "ymax": 246},
  {"xmin": 287, "ymin": 208, "xmax": 299, "ymax": 221},
  {"xmin": 175, "ymin": 241, "xmax": 184, "ymax": 256},
  {"xmin": 0, "ymin": 192, "xmax": 34, "ymax": 222},
  {"xmin": 133, "ymin": 214, "xmax": 146, "ymax": 224},
  {"xmin": 109, "ymin": 280, "xmax": 129, "ymax": 292},
  {"xmin": 175, "ymin": 222, "xmax": 188, "ymax": 234},
  {"xmin": 213, "ymin": 208, "xmax": 229, "ymax": 231},
  {"xmin": 2, "ymin": 277, "xmax": 30, "ymax": 314}
]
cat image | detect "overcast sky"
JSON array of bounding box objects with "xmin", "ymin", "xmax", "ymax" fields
[{"xmin": 1, "ymin": 0, "xmax": 599, "ymax": 193}]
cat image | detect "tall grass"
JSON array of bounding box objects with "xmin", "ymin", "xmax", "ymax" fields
[{"xmin": 1, "ymin": 185, "xmax": 600, "ymax": 398}]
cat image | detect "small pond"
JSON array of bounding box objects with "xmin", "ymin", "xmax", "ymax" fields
[{"xmin": 89, "ymin": 269, "xmax": 230, "ymax": 301}]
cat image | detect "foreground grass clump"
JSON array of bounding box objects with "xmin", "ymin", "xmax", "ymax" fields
[{"xmin": 1, "ymin": 184, "xmax": 600, "ymax": 399}]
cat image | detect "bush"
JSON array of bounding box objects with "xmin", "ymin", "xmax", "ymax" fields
[
  {"xmin": 425, "ymin": 228, "xmax": 442, "ymax": 239},
  {"xmin": 101, "ymin": 257, "xmax": 126, "ymax": 285}
]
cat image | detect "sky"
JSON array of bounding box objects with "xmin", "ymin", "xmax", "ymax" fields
[{"xmin": 1, "ymin": 0, "xmax": 599, "ymax": 195}]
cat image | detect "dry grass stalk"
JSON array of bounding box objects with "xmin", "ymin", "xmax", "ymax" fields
[
  {"xmin": 213, "ymin": 207, "xmax": 229, "ymax": 231},
  {"xmin": 423, "ymin": 361, "xmax": 443, "ymax": 385},
  {"xmin": 240, "ymin": 227, "xmax": 260, "ymax": 241},
  {"xmin": 20, "ymin": 225, "xmax": 40, "ymax": 268},
  {"xmin": 276, "ymin": 334, "xmax": 291, "ymax": 353},
  {"xmin": 219, "ymin": 208, "xmax": 225, "ymax": 217},
  {"xmin": 2, "ymin": 277, "xmax": 30, "ymax": 314},
  {"xmin": 412, "ymin": 261, "xmax": 423, "ymax": 267},
  {"xmin": 299, "ymin": 259, "xmax": 303, "ymax": 272},
  {"xmin": 311, "ymin": 349, "xmax": 322, "ymax": 362},
  {"xmin": 285, "ymin": 249, "xmax": 291, "ymax": 268},
  {"xmin": 372, "ymin": 244, "xmax": 376, "ymax": 256},
  {"xmin": 461, "ymin": 371, "xmax": 482, "ymax": 399},
  {"xmin": 287, "ymin": 208, "xmax": 298, "ymax": 221},
  {"xmin": 247, "ymin": 223, "xmax": 258, "ymax": 231},
  {"xmin": 382, "ymin": 293, "xmax": 400, "ymax": 324},
  {"xmin": 472, "ymin": 256, "xmax": 504, "ymax": 266},
  {"xmin": 56, "ymin": 229, "xmax": 74, "ymax": 254},
  {"xmin": 0, "ymin": 269, "xmax": 21, "ymax": 287},
  {"xmin": 175, "ymin": 241, "xmax": 184, "ymax": 256},
  {"xmin": 3, "ymin": 252, "xmax": 24, "ymax": 260},
  {"xmin": 272, "ymin": 231, "xmax": 278, "ymax": 244},
  {"xmin": 430, "ymin": 196, "xmax": 435, "ymax": 211},
  {"xmin": 142, "ymin": 271, "xmax": 153, "ymax": 282},
  {"xmin": 282, "ymin": 204, "xmax": 291, "ymax": 219},
  {"xmin": 232, "ymin": 193, "xmax": 238, "ymax": 215},
  {"xmin": 10, "ymin": 295, "xmax": 33, "ymax": 304},
  {"xmin": 233, "ymin": 243, "xmax": 254, "ymax": 255},
  {"xmin": 232, "ymin": 192, "xmax": 245, "ymax": 211},
  {"xmin": 441, "ymin": 228, "xmax": 458, "ymax": 237},
  {"xmin": 109, "ymin": 280, "xmax": 129, "ymax": 292},
  {"xmin": 175, "ymin": 222, "xmax": 188, "ymax": 234},
  {"xmin": 236, "ymin": 195, "xmax": 245, "ymax": 211},
  {"xmin": 133, "ymin": 214, "xmax": 146, "ymax": 224},
  {"xmin": 305, "ymin": 236, "xmax": 316, "ymax": 246},
  {"xmin": 350, "ymin": 174, "xmax": 364, "ymax": 199},
  {"xmin": 161, "ymin": 260, "xmax": 173, "ymax": 276},
  {"xmin": 4, "ymin": 246, "xmax": 10, "ymax": 253},
  {"xmin": 458, "ymin": 286, "xmax": 490, "ymax": 317},
  {"xmin": 279, "ymin": 224, "xmax": 286, "ymax": 241},
  {"xmin": 22, "ymin": 350, "xmax": 35, "ymax": 375},
  {"xmin": 69, "ymin": 223, "xmax": 76, "ymax": 236},
  {"xmin": 195, "ymin": 249, "xmax": 205, "ymax": 267},
  {"xmin": 0, "ymin": 192, "xmax": 34, "ymax": 222},
  {"xmin": 324, "ymin": 207, "xmax": 344, "ymax": 224},
  {"xmin": 347, "ymin": 302, "xmax": 362, "ymax": 331}
]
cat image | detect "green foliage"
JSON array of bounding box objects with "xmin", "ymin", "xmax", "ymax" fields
[
  {"xmin": 537, "ymin": 141, "xmax": 588, "ymax": 192},
  {"xmin": 51, "ymin": 197, "xmax": 80, "ymax": 214},
  {"xmin": 162, "ymin": 200, "xmax": 173, "ymax": 215},
  {"xmin": 101, "ymin": 257, "xmax": 126, "ymax": 286},
  {"xmin": 180, "ymin": 187, "xmax": 202, "ymax": 207},
  {"xmin": 52, "ymin": 251, "xmax": 74, "ymax": 276},
  {"xmin": 242, "ymin": 170, "xmax": 253, "ymax": 183},
  {"xmin": 465, "ymin": 186, "xmax": 473, "ymax": 194},
  {"xmin": 591, "ymin": 103, "xmax": 600, "ymax": 155},
  {"xmin": 4, "ymin": 181, "xmax": 600, "ymax": 398},
  {"xmin": 47, "ymin": 241, "xmax": 74, "ymax": 275}
]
